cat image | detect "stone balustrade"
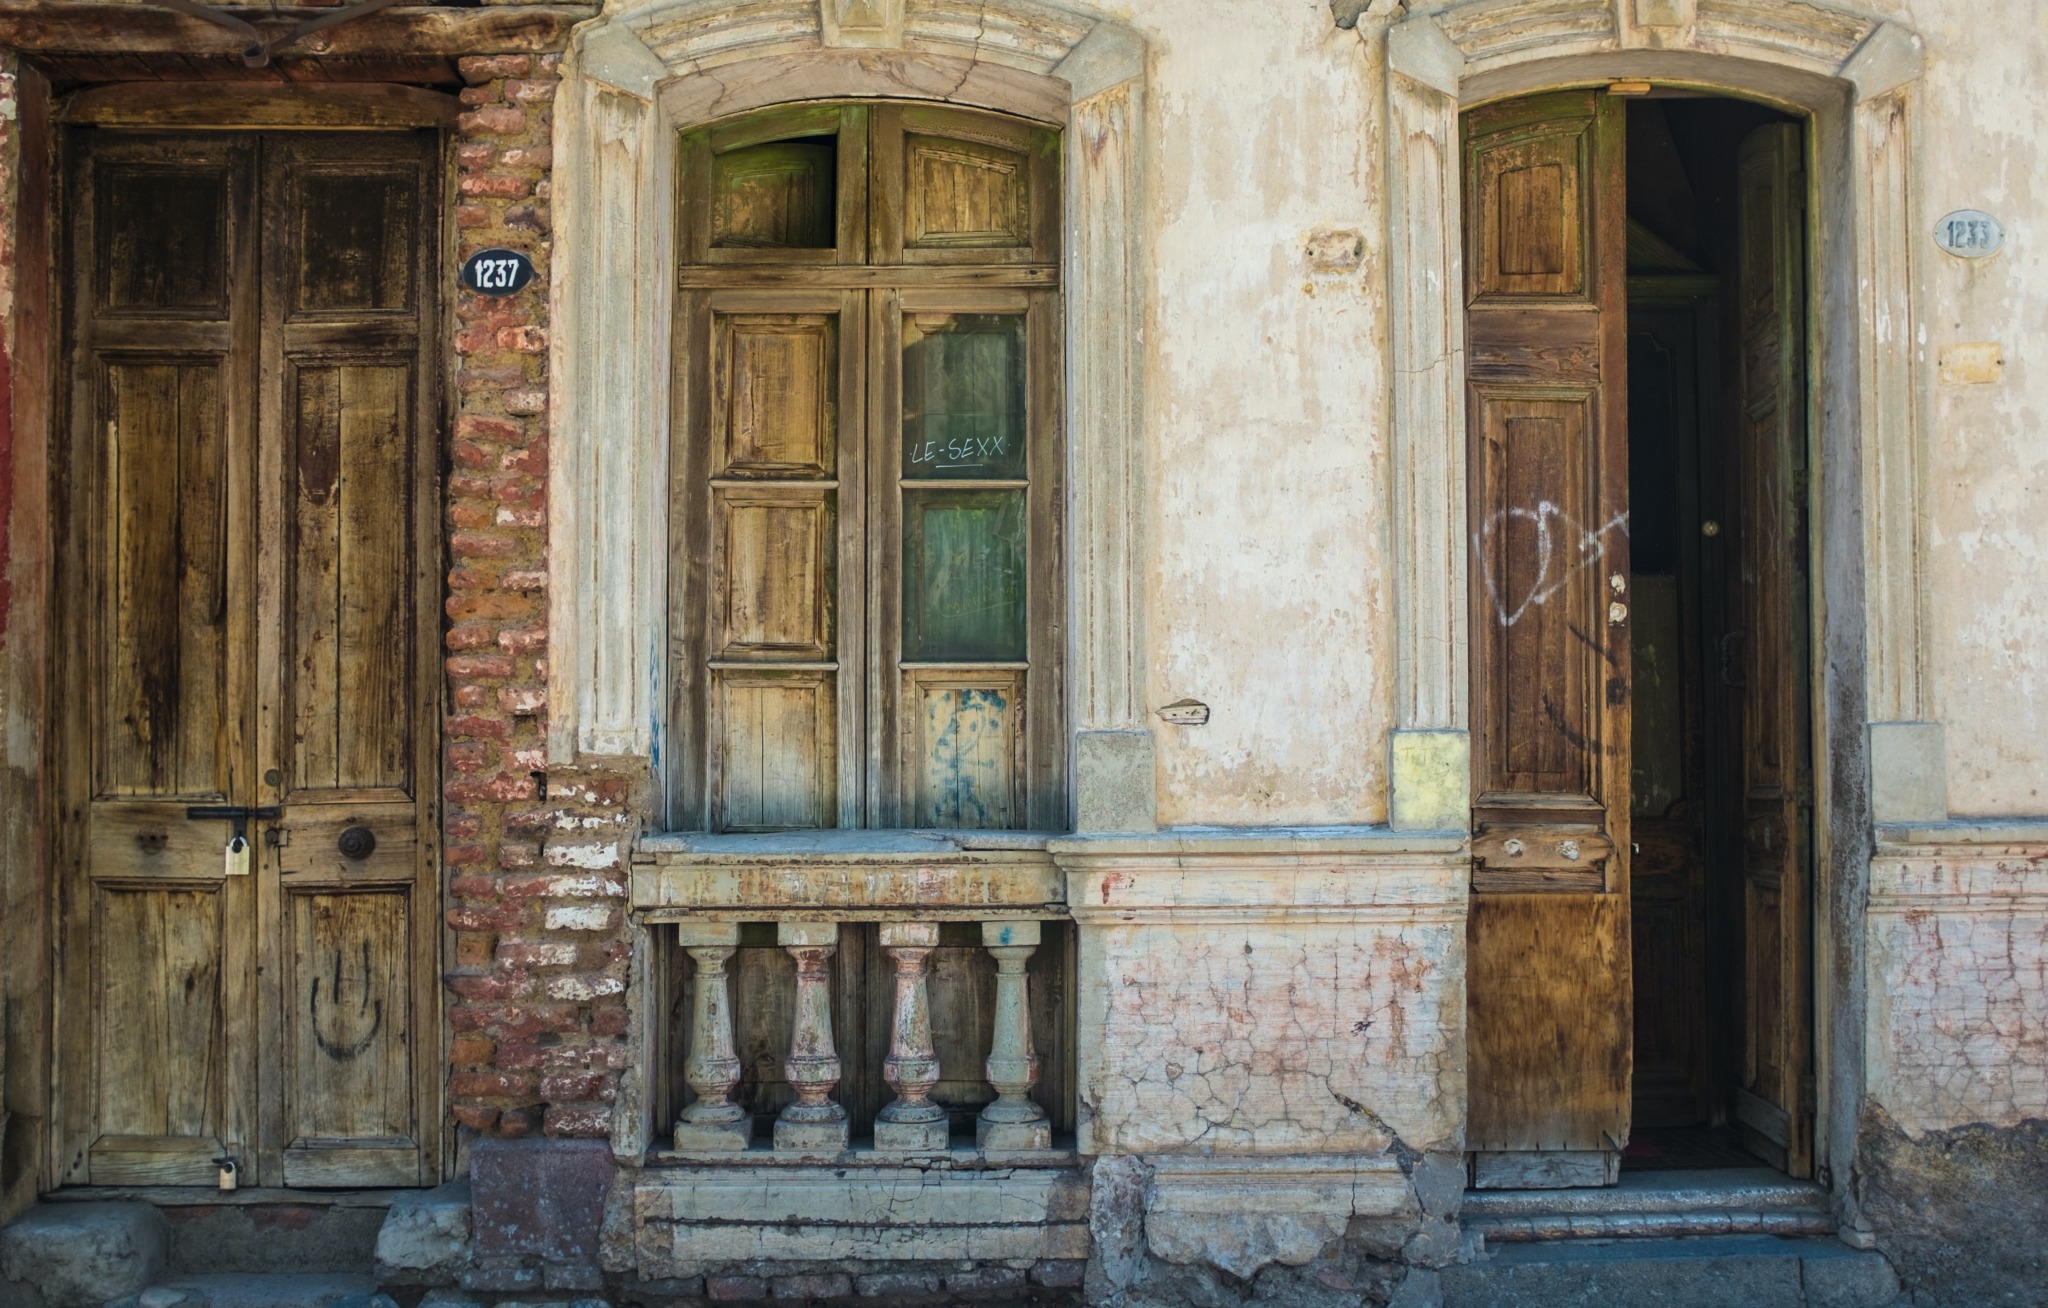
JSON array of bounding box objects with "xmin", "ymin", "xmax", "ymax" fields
[{"xmin": 668, "ymin": 915, "xmax": 1062, "ymax": 1158}]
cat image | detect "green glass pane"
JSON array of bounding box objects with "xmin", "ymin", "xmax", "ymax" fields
[
  {"xmin": 903, "ymin": 490, "xmax": 1026, "ymax": 661},
  {"xmin": 901, "ymin": 313, "xmax": 1026, "ymax": 479}
]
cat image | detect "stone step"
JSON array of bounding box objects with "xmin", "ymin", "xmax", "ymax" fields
[
  {"xmin": 1462, "ymin": 1167, "xmax": 1832, "ymax": 1218},
  {"xmin": 1440, "ymin": 1235, "xmax": 1900, "ymax": 1308},
  {"xmin": 107, "ymin": 1274, "xmax": 387, "ymax": 1308}
]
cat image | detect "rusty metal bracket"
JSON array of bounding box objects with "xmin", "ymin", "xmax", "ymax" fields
[{"xmin": 150, "ymin": 0, "xmax": 408, "ymax": 67}]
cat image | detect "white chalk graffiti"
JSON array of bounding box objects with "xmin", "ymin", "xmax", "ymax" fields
[{"xmin": 1474, "ymin": 502, "xmax": 1630, "ymax": 627}]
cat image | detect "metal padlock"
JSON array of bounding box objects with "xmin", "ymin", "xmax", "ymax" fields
[
  {"xmin": 216, "ymin": 1156, "xmax": 239, "ymax": 1192},
  {"xmin": 225, "ymin": 833, "xmax": 251, "ymax": 877}
]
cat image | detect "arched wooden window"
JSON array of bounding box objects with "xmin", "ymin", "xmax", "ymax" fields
[{"xmin": 671, "ymin": 102, "xmax": 1063, "ymax": 832}]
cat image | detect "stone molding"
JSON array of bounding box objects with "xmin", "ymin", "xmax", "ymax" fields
[
  {"xmin": 1056, "ymin": 827, "xmax": 1467, "ymax": 925},
  {"xmin": 546, "ymin": 0, "xmax": 1153, "ymax": 843},
  {"xmin": 1379, "ymin": 0, "xmax": 1939, "ymax": 825}
]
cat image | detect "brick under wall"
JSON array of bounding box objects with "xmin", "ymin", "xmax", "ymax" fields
[{"xmin": 444, "ymin": 53, "xmax": 642, "ymax": 1145}]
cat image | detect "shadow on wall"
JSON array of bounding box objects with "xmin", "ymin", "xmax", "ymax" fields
[{"xmin": 1856, "ymin": 1105, "xmax": 2048, "ymax": 1307}]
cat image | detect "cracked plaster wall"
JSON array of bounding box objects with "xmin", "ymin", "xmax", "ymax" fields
[
  {"xmin": 1082, "ymin": 919, "xmax": 1462, "ymax": 1156},
  {"xmin": 1866, "ymin": 846, "xmax": 2048, "ymax": 1135}
]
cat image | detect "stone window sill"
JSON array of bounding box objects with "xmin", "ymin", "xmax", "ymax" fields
[{"xmin": 629, "ymin": 829, "xmax": 1066, "ymax": 917}]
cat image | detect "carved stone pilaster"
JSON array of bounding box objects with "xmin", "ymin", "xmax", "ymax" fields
[
  {"xmin": 875, "ymin": 922, "xmax": 947, "ymax": 1152},
  {"xmin": 977, "ymin": 920, "xmax": 1050, "ymax": 1151},
  {"xmin": 672, "ymin": 921, "xmax": 751, "ymax": 1152},
  {"xmin": 775, "ymin": 921, "xmax": 848, "ymax": 1151}
]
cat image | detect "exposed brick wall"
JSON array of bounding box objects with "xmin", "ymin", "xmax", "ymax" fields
[{"xmin": 444, "ymin": 53, "xmax": 646, "ymax": 1145}]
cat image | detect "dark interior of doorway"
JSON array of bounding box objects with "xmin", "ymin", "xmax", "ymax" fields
[{"xmin": 1621, "ymin": 94, "xmax": 1805, "ymax": 1175}]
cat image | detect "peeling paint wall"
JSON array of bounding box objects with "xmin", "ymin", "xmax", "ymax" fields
[
  {"xmin": 1133, "ymin": 1, "xmax": 1392, "ymax": 827},
  {"xmin": 1907, "ymin": 1, "xmax": 2048, "ymax": 815}
]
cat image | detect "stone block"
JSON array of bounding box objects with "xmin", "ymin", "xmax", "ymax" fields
[
  {"xmin": 140, "ymin": 1274, "xmax": 378, "ymax": 1307},
  {"xmin": 418, "ymin": 1293, "xmax": 489, "ymax": 1308},
  {"xmin": 1085, "ymin": 1155, "xmax": 1150, "ymax": 1300},
  {"xmin": 375, "ymin": 1184, "xmax": 472, "ymax": 1284},
  {"xmin": 1390, "ymin": 729, "xmax": 1469, "ymax": 832},
  {"xmin": 707, "ymin": 1275, "xmax": 768, "ymax": 1300},
  {"xmin": 944, "ymin": 1266, "xmax": 1025, "ymax": 1294},
  {"xmin": 543, "ymin": 1262, "xmax": 605, "ymax": 1291},
  {"xmin": 854, "ymin": 1271, "xmax": 941, "ymax": 1296},
  {"xmin": 0, "ymin": 1202, "xmax": 168, "ymax": 1308},
  {"xmin": 1869, "ymin": 721, "xmax": 1946, "ymax": 823},
  {"xmin": 1800, "ymin": 1249, "xmax": 1901, "ymax": 1308},
  {"xmin": 773, "ymin": 1118, "xmax": 850, "ymax": 1152},
  {"xmin": 471, "ymin": 1138, "xmax": 617, "ymax": 1264},
  {"xmin": 1031, "ymin": 1259, "xmax": 1086, "ymax": 1288},
  {"xmin": 872, "ymin": 1119, "xmax": 950, "ymax": 1153},
  {"xmin": 772, "ymin": 1272, "xmax": 853, "ymax": 1298},
  {"xmin": 459, "ymin": 1259, "xmax": 542, "ymax": 1292},
  {"xmin": 671, "ymin": 1116, "xmax": 753, "ymax": 1153},
  {"xmin": 975, "ymin": 1119, "xmax": 1052, "ymax": 1152},
  {"xmin": 1074, "ymin": 729, "xmax": 1157, "ymax": 833}
]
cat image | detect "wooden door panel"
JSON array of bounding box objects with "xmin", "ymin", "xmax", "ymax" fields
[
  {"xmin": 280, "ymin": 888, "xmax": 418, "ymax": 1186},
  {"xmin": 1472, "ymin": 392, "xmax": 1608, "ymax": 802},
  {"xmin": 286, "ymin": 360, "xmax": 415, "ymax": 797},
  {"xmin": 63, "ymin": 134, "xmax": 260, "ymax": 1188},
  {"xmin": 96, "ymin": 164, "xmax": 232, "ymax": 315},
  {"xmin": 1733, "ymin": 123, "xmax": 1812, "ymax": 1176},
  {"xmin": 62, "ymin": 131, "xmax": 439, "ymax": 1190},
  {"xmin": 291, "ymin": 169, "xmax": 419, "ymax": 315},
  {"xmin": 1468, "ymin": 895, "xmax": 1630, "ymax": 1151},
  {"xmin": 99, "ymin": 360, "xmax": 232, "ymax": 799},
  {"xmin": 260, "ymin": 133, "xmax": 439, "ymax": 1187},
  {"xmin": 91, "ymin": 883, "xmax": 229, "ymax": 1184},
  {"xmin": 1463, "ymin": 90, "xmax": 1631, "ymax": 1186}
]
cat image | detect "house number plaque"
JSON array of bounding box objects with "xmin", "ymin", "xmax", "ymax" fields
[
  {"xmin": 461, "ymin": 247, "xmax": 536, "ymax": 295},
  {"xmin": 1934, "ymin": 210, "xmax": 2004, "ymax": 259}
]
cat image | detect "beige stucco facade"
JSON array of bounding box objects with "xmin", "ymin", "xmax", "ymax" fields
[{"xmin": 0, "ymin": 0, "xmax": 2043, "ymax": 1303}]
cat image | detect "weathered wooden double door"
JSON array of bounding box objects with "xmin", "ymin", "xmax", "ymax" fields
[
  {"xmin": 1463, "ymin": 92, "xmax": 1812, "ymax": 1184},
  {"xmin": 54, "ymin": 130, "xmax": 441, "ymax": 1188}
]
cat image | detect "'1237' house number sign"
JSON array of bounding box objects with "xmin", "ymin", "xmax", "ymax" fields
[{"xmin": 461, "ymin": 248, "xmax": 536, "ymax": 295}]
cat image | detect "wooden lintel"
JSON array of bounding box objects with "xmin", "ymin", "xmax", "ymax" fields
[
  {"xmin": 59, "ymin": 80, "xmax": 460, "ymax": 127},
  {"xmin": 0, "ymin": 3, "xmax": 597, "ymax": 57}
]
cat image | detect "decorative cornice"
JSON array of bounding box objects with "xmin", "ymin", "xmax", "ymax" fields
[{"xmin": 1400, "ymin": 0, "xmax": 1918, "ymax": 92}]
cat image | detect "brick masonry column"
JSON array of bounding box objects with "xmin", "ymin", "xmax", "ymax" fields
[{"xmin": 443, "ymin": 53, "xmax": 640, "ymax": 1146}]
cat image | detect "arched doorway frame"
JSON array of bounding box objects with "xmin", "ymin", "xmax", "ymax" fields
[
  {"xmin": 1378, "ymin": 0, "xmax": 1932, "ymax": 1226},
  {"xmin": 543, "ymin": 0, "xmax": 1155, "ymax": 843}
]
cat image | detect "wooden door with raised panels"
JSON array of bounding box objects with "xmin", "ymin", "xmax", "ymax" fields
[
  {"xmin": 56, "ymin": 129, "xmax": 441, "ymax": 1189},
  {"xmin": 1462, "ymin": 90, "xmax": 1634, "ymax": 1189},
  {"xmin": 1730, "ymin": 121, "xmax": 1814, "ymax": 1179}
]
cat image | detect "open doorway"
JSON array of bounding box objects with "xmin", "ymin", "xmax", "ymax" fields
[
  {"xmin": 1622, "ymin": 95, "xmax": 1813, "ymax": 1177},
  {"xmin": 1463, "ymin": 87, "xmax": 1816, "ymax": 1187}
]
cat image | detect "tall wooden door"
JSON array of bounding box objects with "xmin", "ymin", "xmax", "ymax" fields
[
  {"xmin": 1730, "ymin": 122, "xmax": 1813, "ymax": 1177},
  {"xmin": 1463, "ymin": 90, "xmax": 1634, "ymax": 1189},
  {"xmin": 55, "ymin": 129, "xmax": 442, "ymax": 1188}
]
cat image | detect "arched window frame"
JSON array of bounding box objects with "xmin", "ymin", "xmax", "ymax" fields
[{"xmin": 546, "ymin": 0, "xmax": 1154, "ymax": 835}]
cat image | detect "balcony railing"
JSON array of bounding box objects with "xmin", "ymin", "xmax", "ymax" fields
[{"xmin": 668, "ymin": 916, "xmax": 1070, "ymax": 1157}]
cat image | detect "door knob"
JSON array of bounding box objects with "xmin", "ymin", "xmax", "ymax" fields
[{"xmin": 337, "ymin": 826, "xmax": 377, "ymax": 860}]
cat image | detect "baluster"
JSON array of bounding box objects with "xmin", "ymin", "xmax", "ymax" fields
[
  {"xmin": 875, "ymin": 921, "xmax": 947, "ymax": 1152},
  {"xmin": 775, "ymin": 921, "xmax": 848, "ymax": 1152},
  {"xmin": 672, "ymin": 921, "xmax": 752, "ymax": 1152},
  {"xmin": 978, "ymin": 919, "xmax": 1051, "ymax": 1151}
]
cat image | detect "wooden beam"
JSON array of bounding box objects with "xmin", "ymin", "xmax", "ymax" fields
[
  {"xmin": 59, "ymin": 80, "xmax": 460, "ymax": 127},
  {"xmin": 0, "ymin": 4, "xmax": 595, "ymax": 56}
]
